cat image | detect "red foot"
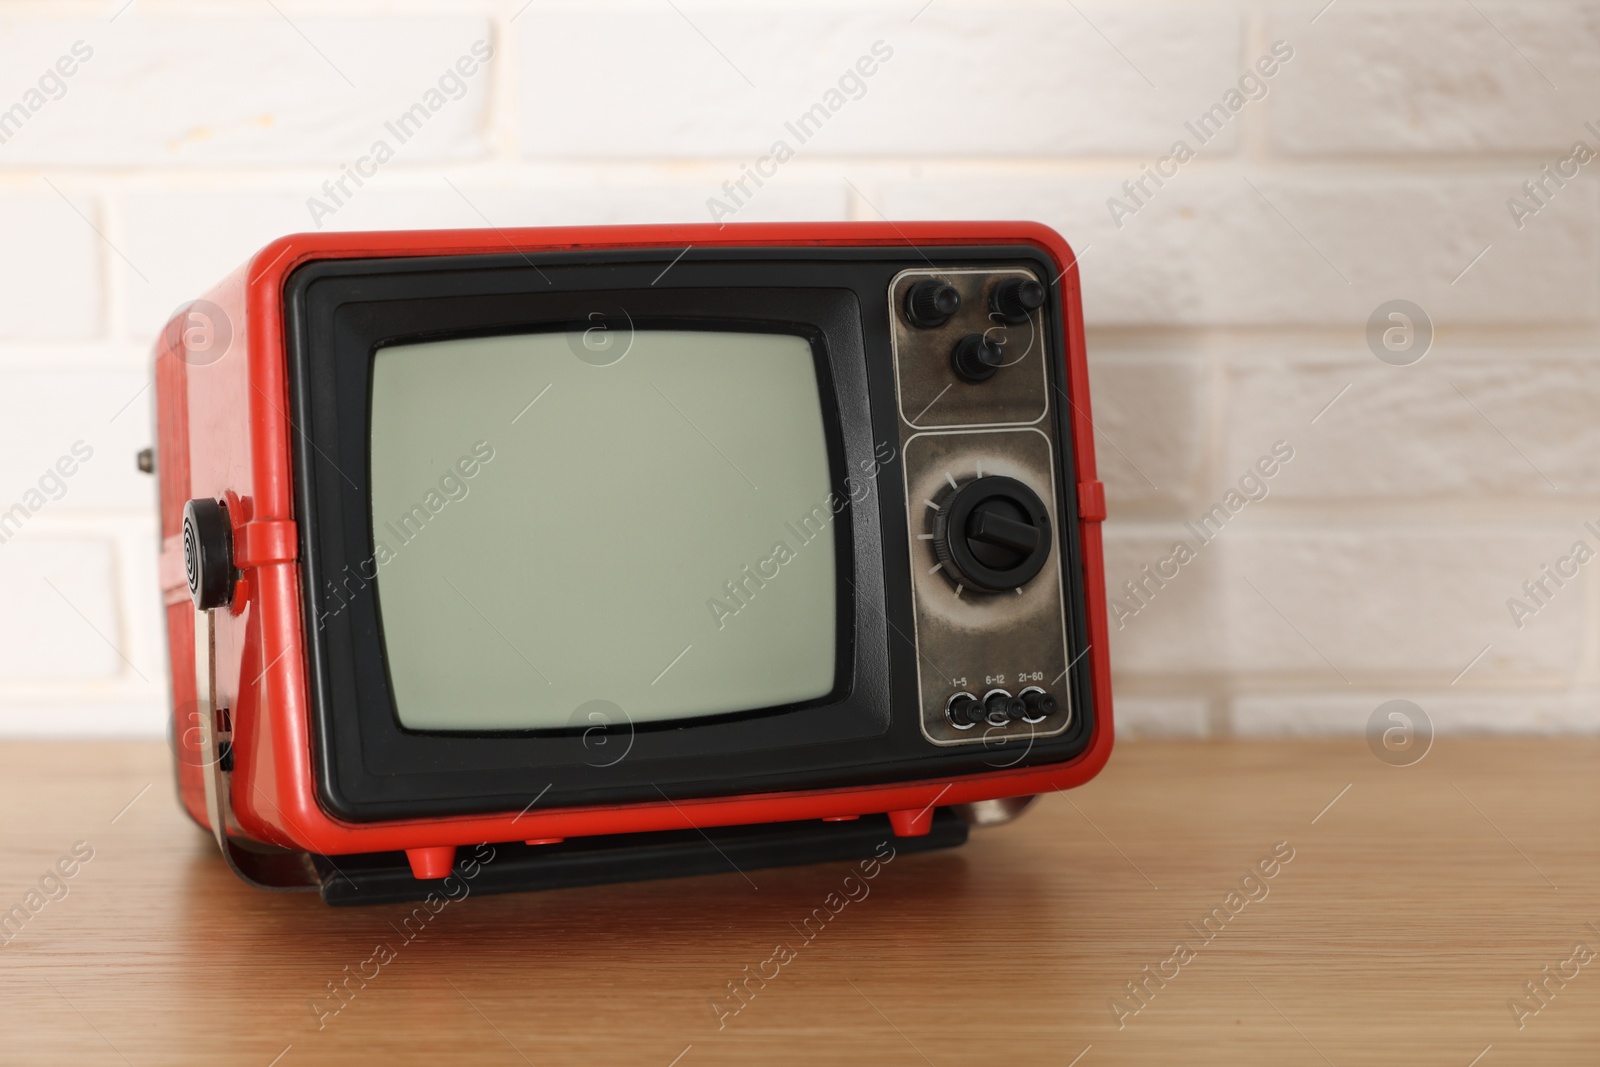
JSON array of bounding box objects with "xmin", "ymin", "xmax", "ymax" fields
[
  {"xmin": 887, "ymin": 807, "xmax": 933, "ymax": 837},
  {"xmin": 405, "ymin": 846, "xmax": 456, "ymax": 880}
]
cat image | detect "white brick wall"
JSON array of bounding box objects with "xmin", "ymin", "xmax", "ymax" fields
[
  {"xmin": 0, "ymin": 194, "xmax": 101, "ymax": 338},
  {"xmin": 514, "ymin": 8, "xmax": 1246, "ymax": 157},
  {"xmin": 1267, "ymin": 5, "xmax": 1600, "ymax": 154},
  {"xmin": 1, "ymin": 0, "xmax": 1597, "ymax": 740},
  {"xmin": 0, "ymin": 17, "xmax": 495, "ymax": 165}
]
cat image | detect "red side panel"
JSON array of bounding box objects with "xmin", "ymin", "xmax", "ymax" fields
[
  {"xmin": 154, "ymin": 221, "xmax": 1113, "ymax": 856},
  {"xmin": 156, "ymin": 264, "xmax": 259, "ymax": 835},
  {"xmin": 155, "ymin": 306, "xmax": 205, "ymax": 828}
]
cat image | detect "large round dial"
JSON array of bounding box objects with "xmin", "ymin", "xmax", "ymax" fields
[{"xmin": 931, "ymin": 475, "xmax": 1053, "ymax": 593}]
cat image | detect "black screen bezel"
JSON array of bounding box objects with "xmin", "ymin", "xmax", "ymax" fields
[{"xmin": 285, "ymin": 247, "xmax": 1096, "ymax": 822}]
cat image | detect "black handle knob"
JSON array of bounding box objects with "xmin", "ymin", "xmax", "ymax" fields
[
  {"xmin": 184, "ymin": 497, "xmax": 236, "ymax": 611},
  {"xmin": 985, "ymin": 691, "xmax": 1026, "ymax": 724},
  {"xmin": 991, "ymin": 278, "xmax": 1046, "ymax": 324},
  {"xmin": 905, "ymin": 280, "xmax": 960, "ymax": 328},
  {"xmin": 969, "ymin": 507, "xmax": 1041, "ymax": 555},
  {"xmin": 931, "ymin": 475, "xmax": 1053, "ymax": 593},
  {"xmin": 1021, "ymin": 689, "xmax": 1058, "ymax": 720},
  {"xmin": 947, "ymin": 693, "xmax": 984, "ymax": 728},
  {"xmin": 951, "ymin": 334, "xmax": 1004, "ymax": 382}
]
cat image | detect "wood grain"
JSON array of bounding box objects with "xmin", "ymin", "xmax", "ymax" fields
[{"xmin": 1, "ymin": 737, "xmax": 1597, "ymax": 1065}]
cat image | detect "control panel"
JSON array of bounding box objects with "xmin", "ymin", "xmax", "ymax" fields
[{"xmin": 888, "ymin": 268, "xmax": 1074, "ymax": 747}]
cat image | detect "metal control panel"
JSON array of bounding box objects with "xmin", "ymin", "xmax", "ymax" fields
[{"xmin": 888, "ymin": 268, "xmax": 1074, "ymax": 747}]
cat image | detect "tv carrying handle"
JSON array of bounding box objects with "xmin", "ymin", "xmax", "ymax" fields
[
  {"xmin": 193, "ymin": 609, "xmax": 324, "ymax": 891},
  {"xmin": 183, "ymin": 497, "xmax": 319, "ymax": 891}
]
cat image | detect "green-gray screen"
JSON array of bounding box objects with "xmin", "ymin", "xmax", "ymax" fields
[{"xmin": 369, "ymin": 329, "xmax": 838, "ymax": 731}]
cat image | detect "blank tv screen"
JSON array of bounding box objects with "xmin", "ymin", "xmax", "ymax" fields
[{"xmin": 368, "ymin": 328, "xmax": 838, "ymax": 731}]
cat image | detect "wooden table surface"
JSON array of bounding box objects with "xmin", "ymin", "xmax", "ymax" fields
[{"xmin": 2, "ymin": 737, "xmax": 1597, "ymax": 1066}]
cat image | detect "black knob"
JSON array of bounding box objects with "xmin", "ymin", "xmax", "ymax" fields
[
  {"xmin": 951, "ymin": 334, "xmax": 1004, "ymax": 382},
  {"xmin": 946, "ymin": 693, "xmax": 984, "ymax": 728},
  {"xmin": 906, "ymin": 280, "xmax": 960, "ymax": 328},
  {"xmin": 183, "ymin": 498, "xmax": 236, "ymax": 611},
  {"xmin": 991, "ymin": 278, "xmax": 1046, "ymax": 324},
  {"xmin": 1020, "ymin": 689, "xmax": 1058, "ymax": 721},
  {"xmin": 932, "ymin": 475, "xmax": 1053, "ymax": 593},
  {"xmin": 985, "ymin": 691, "xmax": 1025, "ymax": 724}
]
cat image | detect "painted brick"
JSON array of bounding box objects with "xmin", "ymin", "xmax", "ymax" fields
[
  {"xmin": 0, "ymin": 539, "xmax": 121, "ymax": 681},
  {"xmin": 1269, "ymin": 4, "xmax": 1600, "ymax": 154},
  {"xmin": 0, "ymin": 0, "xmax": 1596, "ymax": 738},
  {"xmin": 1107, "ymin": 522, "xmax": 1585, "ymax": 682},
  {"xmin": 1087, "ymin": 353, "xmax": 1208, "ymax": 515},
  {"xmin": 0, "ymin": 521, "xmax": 170, "ymax": 736},
  {"xmin": 878, "ymin": 174, "xmax": 1599, "ymax": 326},
  {"xmin": 517, "ymin": 7, "xmax": 1245, "ymax": 158},
  {"xmin": 0, "ymin": 369, "xmax": 152, "ymax": 514},
  {"xmin": 1221, "ymin": 527, "xmax": 1584, "ymax": 681},
  {"xmin": 107, "ymin": 519, "xmax": 164, "ymax": 692},
  {"xmin": 1232, "ymin": 692, "xmax": 1600, "ymax": 736},
  {"xmin": 0, "ymin": 192, "xmax": 100, "ymax": 339},
  {"xmin": 1102, "ymin": 522, "xmax": 1229, "ymax": 676},
  {"xmin": 0, "ymin": 17, "xmax": 493, "ymax": 165},
  {"xmin": 0, "ymin": 702, "xmax": 166, "ymax": 738},
  {"xmin": 1223, "ymin": 350, "xmax": 1600, "ymax": 498},
  {"xmin": 0, "ymin": 341, "xmax": 147, "ymax": 373},
  {"xmin": 1114, "ymin": 696, "xmax": 1212, "ymax": 738}
]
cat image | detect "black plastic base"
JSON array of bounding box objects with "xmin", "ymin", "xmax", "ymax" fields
[{"xmin": 311, "ymin": 810, "xmax": 968, "ymax": 907}]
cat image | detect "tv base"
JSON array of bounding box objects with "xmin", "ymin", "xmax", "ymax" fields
[{"xmin": 308, "ymin": 809, "xmax": 968, "ymax": 907}]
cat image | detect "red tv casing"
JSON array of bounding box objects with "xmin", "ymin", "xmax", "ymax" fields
[{"xmin": 155, "ymin": 221, "xmax": 1113, "ymax": 872}]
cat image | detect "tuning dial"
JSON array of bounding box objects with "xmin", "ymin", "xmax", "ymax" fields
[
  {"xmin": 905, "ymin": 280, "xmax": 960, "ymax": 328},
  {"xmin": 951, "ymin": 334, "xmax": 1004, "ymax": 382},
  {"xmin": 991, "ymin": 278, "xmax": 1046, "ymax": 324},
  {"xmin": 932, "ymin": 475, "xmax": 1053, "ymax": 593}
]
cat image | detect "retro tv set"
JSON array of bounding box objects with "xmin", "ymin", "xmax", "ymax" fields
[{"xmin": 149, "ymin": 221, "xmax": 1113, "ymax": 904}]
